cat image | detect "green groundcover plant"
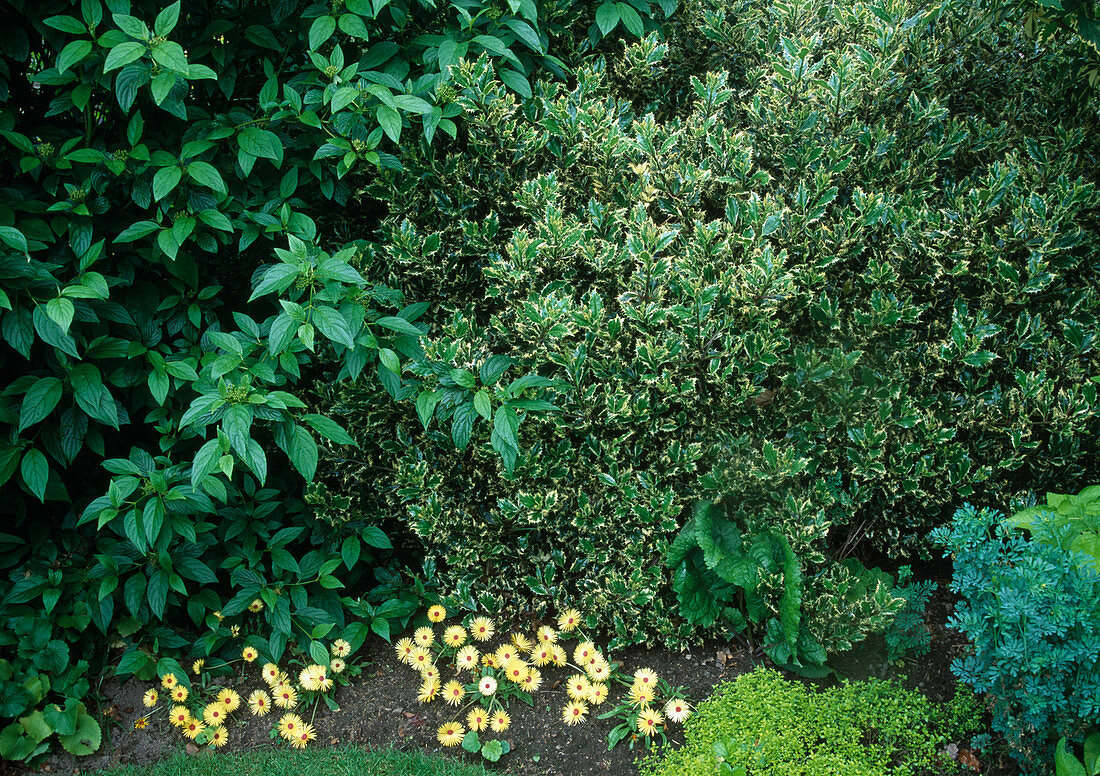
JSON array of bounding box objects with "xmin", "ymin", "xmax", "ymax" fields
[
  {"xmin": 317, "ymin": 0, "xmax": 1100, "ymax": 656},
  {"xmin": 637, "ymin": 667, "xmax": 983, "ymax": 776}
]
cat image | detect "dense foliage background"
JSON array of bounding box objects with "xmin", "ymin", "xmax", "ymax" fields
[{"xmin": 0, "ymin": 0, "xmax": 1098, "ymax": 769}]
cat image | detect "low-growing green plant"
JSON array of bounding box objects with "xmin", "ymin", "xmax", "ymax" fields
[
  {"xmin": 882, "ymin": 566, "xmax": 936, "ymax": 663},
  {"xmin": 1056, "ymin": 731, "xmax": 1100, "ymax": 776},
  {"xmin": 932, "ymin": 503, "xmax": 1100, "ymax": 772},
  {"xmin": 638, "ymin": 667, "xmax": 983, "ymax": 776},
  {"xmin": 1004, "ymin": 485, "xmax": 1100, "ymax": 570}
]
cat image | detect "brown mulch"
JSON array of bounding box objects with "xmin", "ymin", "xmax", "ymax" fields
[{"xmin": 18, "ymin": 584, "xmax": 1007, "ymax": 776}]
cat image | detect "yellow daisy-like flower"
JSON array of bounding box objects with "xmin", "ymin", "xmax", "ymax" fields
[
  {"xmin": 532, "ymin": 646, "xmax": 554, "ymax": 667},
  {"xmin": 520, "ymin": 669, "xmax": 542, "ymax": 693},
  {"xmin": 427, "ymin": 605, "xmax": 447, "ymax": 622},
  {"xmin": 442, "ymin": 680, "xmax": 466, "ymax": 706},
  {"xmin": 248, "ymin": 689, "xmax": 271, "ymax": 717},
  {"xmin": 413, "ymin": 626, "xmax": 434, "ymax": 648},
  {"xmin": 417, "ymin": 678, "xmax": 440, "ymax": 703},
  {"xmin": 241, "ymin": 645, "xmax": 258, "ymax": 662},
  {"xmin": 218, "ymin": 688, "xmax": 241, "ymax": 712},
  {"xmin": 274, "ymin": 682, "xmax": 298, "ymax": 709},
  {"xmin": 537, "ymin": 625, "xmax": 557, "ymax": 644},
  {"xmin": 230, "ymin": 625, "xmax": 240, "ymax": 638},
  {"xmin": 443, "ymin": 625, "xmax": 467, "ymax": 648},
  {"xmin": 478, "ymin": 676, "xmax": 498, "ymax": 697},
  {"xmin": 455, "ymin": 645, "xmax": 480, "ymax": 672},
  {"xmin": 470, "ymin": 616, "xmax": 495, "ymax": 642},
  {"xmin": 160, "ymin": 672, "xmax": 178, "ymax": 690},
  {"xmin": 563, "ymin": 700, "xmax": 589, "ymax": 726},
  {"xmin": 395, "ymin": 638, "xmax": 417, "ymax": 664},
  {"xmin": 586, "ymin": 659, "xmax": 611, "ymax": 682},
  {"xmin": 248, "ymin": 598, "xmax": 264, "ymax": 613},
  {"xmin": 567, "ymin": 674, "xmax": 592, "ymax": 702},
  {"xmin": 551, "ymin": 645, "xmax": 568, "ymax": 667},
  {"xmin": 637, "ymin": 708, "xmax": 664, "ymax": 736},
  {"xmin": 664, "ymin": 698, "xmax": 691, "ymax": 723},
  {"xmin": 557, "ymin": 608, "xmax": 581, "ymax": 632},
  {"xmin": 208, "ymin": 725, "xmax": 228, "ymax": 747},
  {"xmin": 142, "ymin": 689, "xmax": 158, "ymax": 708},
  {"xmin": 490, "ymin": 710, "xmax": 510, "ymax": 733},
  {"xmin": 481, "ymin": 653, "xmax": 498, "ymax": 669},
  {"xmin": 171, "ymin": 686, "xmax": 188, "ymax": 703},
  {"xmin": 317, "ymin": 671, "xmax": 333, "ymax": 693},
  {"xmin": 634, "ymin": 668, "xmax": 659, "ymax": 688},
  {"xmin": 504, "ymin": 658, "xmax": 528, "ymax": 684},
  {"xmin": 410, "ymin": 648, "xmax": 433, "ymax": 671},
  {"xmin": 332, "ymin": 639, "xmax": 351, "ymax": 657},
  {"xmin": 133, "ymin": 716, "xmax": 147, "ymax": 730},
  {"xmin": 330, "ymin": 658, "xmax": 346, "ymax": 674},
  {"xmin": 214, "ymin": 611, "xmax": 224, "ymax": 621},
  {"xmin": 182, "ymin": 718, "xmax": 205, "ymax": 740},
  {"xmin": 494, "ymin": 644, "xmax": 518, "ymax": 666},
  {"xmin": 437, "ymin": 720, "xmax": 464, "ymax": 747},
  {"xmin": 192, "ymin": 659, "xmax": 205, "ymax": 675},
  {"xmin": 587, "ymin": 682, "xmax": 609, "ymax": 705},
  {"xmin": 467, "ymin": 707, "xmax": 489, "ymax": 732},
  {"xmin": 419, "ymin": 664, "xmax": 440, "ymax": 685},
  {"xmin": 277, "ymin": 713, "xmax": 304, "ymax": 741},
  {"xmin": 261, "ymin": 663, "xmax": 281, "ymax": 684},
  {"xmin": 169, "ymin": 706, "xmax": 190, "ymax": 727},
  {"xmin": 289, "ymin": 722, "xmax": 316, "ymax": 749},
  {"xmin": 629, "ymin": 683, "xmax": 655, "ymax": 708},
  {"xmin": 510, "ymin": 633, "xmax": 532, "ymax": 653},
  {"xmin": 203, "ymin": 704, "xmax": 226, "ymax": 726},
  {"xmin": 573, "ymin": 641, "xmax": 596, "ymax": 665},
  {"xmin": 299, "ymin": 665, "xmax": 322, "ymax": 692}
]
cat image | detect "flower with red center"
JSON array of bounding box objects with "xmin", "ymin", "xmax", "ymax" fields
[
  {"xmin": 637, "ymin": 708, "xmax": 664, "ymax": 736},
  {"xmin": 443, "ymin": 680, "xmax": 466, "ymax": 706},
  {"xmin": 557, "ymin": 608, "xmax": 581, "ymax": 632},
  {"xmin": 562, "ymin": 701, "xmax": 588, "ymax": 726},
  {"xmin": 664, "ymin": 698, "xmax": 691, "ymax": 723},
  {"xmin": 437, "ymin": 720, "xmax": 464, "ymax": 747},
  {"xmin": 427, "ymin": 605, "xmax": 447, "ymax": 623},
  {"xmin": 470, "ymin": 616, "xmax": 495, "ymax": 642}
]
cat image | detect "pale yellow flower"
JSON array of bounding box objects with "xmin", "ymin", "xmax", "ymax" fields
[
  {"xmin": 494, "ymin": 644, "xmax": 518, "ymax": 666},
  {"xmin": 634, "ymin": 667, "xmax": 659, "ymax": 688},
  {"xmin": 427, "ymin": 605, "xmax": 447, "ymax": 622},
  {"xmin": 208, "ymin": 725, "xmax": 228, "ymax": 747},
  {"xmin": 573, "ymin": 641, "xmax": 596, "ymax": 665},
  {"xmin": 409, "ymin": 647, "xmax": 433, "ymax": 671},
  {"xmin": 142, "ymin": 689, "xmax": 158, "ymax": 708},
  {"xmin": 443, "ymin": 625, "xmax": 467, "ymax": 648},
  {"xmin": 413, "ymin": 626, "xmax": 434, "ymax": 648},
  {"xmin": 563, "ymin": 700, "xmax": 588, "ymax": 726},
  {"xmin": 557, "ymin": 608, "xmax": 581, "ymax": 632},
  {"xmin": 587, "ymin": 682, "xmax": 609, "ymax": 705},
  {"xmin": 437, "ymin": 720, "xmax": 464, "ymax": 746},
  {"xmin": 520, "ymin": 669, "xmax": 542, "ymax": 693},
  {"xmin": 182, "ymin": 718, "xmax": 205, "ymax": 740},
  {"xmin": 289, "ymin": 722, "xmax": 316, "ymax": 749},
  {"xmin": 566, "ymin": 674, "xmax": 591, "ymax": 702},
  {"xmin": 442, "ymin": 680, "xmax": 466, "ymax": 706},
  {"xmin": 277, "ymin": 713, "xmax": 304, "ymax": 741},
  {"xmin": 191, "ymin": 659, "xmax": 205, "ymax": 675},
  {"xmin": 160, "ymin": 672, "xmax": 178, "ymax": 690},
  {"xmin": 171, "ymin": 686, "xmax": 188, "ymax": 703},
  {"xmin": 217, "ymin": 688, "xmax": 241, "ymax": 712},
  {"xmin": 261, "ymin": 663, "xmax": 281, "ymax": 684},
  {"xmin": 241, "ymin": 645, "xmax": 258, "ymax": 662},
  {"xmin": 332, "ymin": 639, "xmax": 351, "ymax": 657},
  {"xmin": 664, "ymin": 698, "xmax": 691, "ymax": 723},
  {"xmin": 455, "ymin": 645, "xmax": 480, "ymax": 672},
  {"xmin": 629, "ymin": 683, "xmax": 655, "ymax": 708},
  {"xmin": 248, "ymin": 689, "xmax": 271, "ymax": 716},
  {"xmin": 273, "ymin": 682, "xmax": 298, "ymax": 709},
  {"xmin": 504, "ymin": 658, "xmax": 528, "ymax": 684},
  {"xmin": 417, "ymin": 677, "xmax": 440, "ymax": 703},
  {"xmin": 490, "ymin": 709, "xmax": 510, "ymax": 732},
  {"xmin": 537, "ymin": 625, "xmax": 558, "ymax": 644},
  {"xmin": 479, "ymin": 676, "xmax": 497, "ymax": 696},
  {"xmin": 169, "ymin": 706, "xmax": 190, "ymax": 727},
  {"xmin": 551, "ymin": 644, "xmax": 567, "ymax": 666},
  {"xmin": 510, "ymin": 633, "xmax": 532, "ymax": 653},
  {"xmin": 467, "ymin": 707, "xmax": 489, "ymax": 732},
  {"xmin": 637, "ymin": 708, "xmax": 664, "ymax": 736},
  {"xmin": 248, "ymin": 598, "xmax": 264, "ymax": 613},
  {"xmin": 395, "ymin": 638, "xmax": 417, "ymax": 664},
  {"xmin": 202, "ymin": 703, "xmax": 227, "ymax": 726},
  {"xmin": 470, "ymin": 616, "xmax": 495, "ymax": 642},
  {"xmin": 330, "ymin": 658, "xmax": 346, "ymax": 674}
]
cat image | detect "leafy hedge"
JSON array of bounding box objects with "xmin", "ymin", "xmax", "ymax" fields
[
  {"xmin": 319, "ymin": 0, "xmax": 1100, "ymax": 651},
  {"xmin": 0, "ymin": 0, "xmax": 667, "ymax": 763}
]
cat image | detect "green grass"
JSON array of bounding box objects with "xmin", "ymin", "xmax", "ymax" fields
[{"xmin": 82, "ymin": 745, "xmax": 491, "ymax": 776}]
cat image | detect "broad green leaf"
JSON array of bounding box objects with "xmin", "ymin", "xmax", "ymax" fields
[
  {"xmin": 378, "ymin": 347, "xmax": 400, "ymax": 374},
  {"xmin": 595, "ymin": 3, "xmax": 620, "ymax": 35},
  {"xmin": 309, "ymin": 15, "xmax": 337, "ymax": 50},
  {"xmin": 301, "ymin": 414, "xmax": 356, "ymax": 445},
  {"xmin": 312, "ymin": 306, "xmax": 355, "ymax": 348},
  {"xmin": 480, "ymin": 355, "xmax": 513, "ymax": 386},
  {"xmin": 152, "ymin": 166, "xmax": 182, "ymax": 201},
  {"xmin": 44, "ymin": 15, "xmax": 87, "ymax": 34},
  {"xmin": 103, "ymin": 41, "xmax": 146, "ymax": 72},
  {"xmin": 500, "ymin": 69, "xmax": 532, "ymax": 98},
  {"xmin": 57, "ymin": 40, "xmax": 93, "ymax": 74},
  {"xmin": 616, "ymin": 2, "xmax": 644, "ymax": 35},
  {"xmin": 187, "ymin": 161, "xmax": 226, "ymax": 195},
  {"xmin": 115, "ymin": 220, "xmax": 161, "ymax": 242},
  {"xmin": 190, "ymin": 438, "xmax": 221, "ymax": 488},
  {"xmin": 45, "ymin": 297, "xmax": 74, "ymax": 333},
  {"xmin": 288, "ymin": 424, "xmax": 318, "ymax": 480},
  {"xmin": 154, "ymin": 1, "xmax": 180, "ymax": 35},
  {"xmin": 341, "ymin": 535, "xmax": 361, "ymax": 570},
  {"xmin": 361, "ymin": 526, "xmax": 391, "ymax": 549},
  {"xmin": 151, "ymin": 41, "xmax": 188, "ymax": 72},
  {"xmin": 19, "ymin": 377, "xmax": 63, "ymax": 432},
  {"xmin": 473, "ymin": 390, "xmax": 492, "ymax": 421},
  {"xmin": 373, "ymin": 315, "xmax": 422, "ymax": 336},
  {"xmin": 375, "ymin": 105, "xmax": 401, "ymax": 143},
  {"xmin": 338, "ymin": 13, "xmax": 370, "ymax": 40},
  {"xmin": 416, "ymin": 390, "xmax": 439, "ymax": 429},
  {"xmin": 0, "ymin": 226, "xmax": 28, "ymax": 255},
  {"xmin": 222, "ymin": 403, "xmax": 253, "ymax": 457},
  {"xmin": 112, "ymin": 13, "xmax": 150, "ymax": 39},
  {"xmin": 238, "ymin": 127, "xmax": 282, "ymax": 161},
  {"xmin": 504, "ymin": 19, "xmax": 543, "ymax": 52},
  {"xmin": 21, "ymin": 449, "xmax": 48, "ymax": 502}
]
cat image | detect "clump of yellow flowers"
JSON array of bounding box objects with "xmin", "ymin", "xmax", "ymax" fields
[
  {"xmin": 401, "ymin": 604, "xmax": 692, "ymax": 756},
  {"xmin": 137, "ymin": 628, "xmax": 359, "ymax": 751}
]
